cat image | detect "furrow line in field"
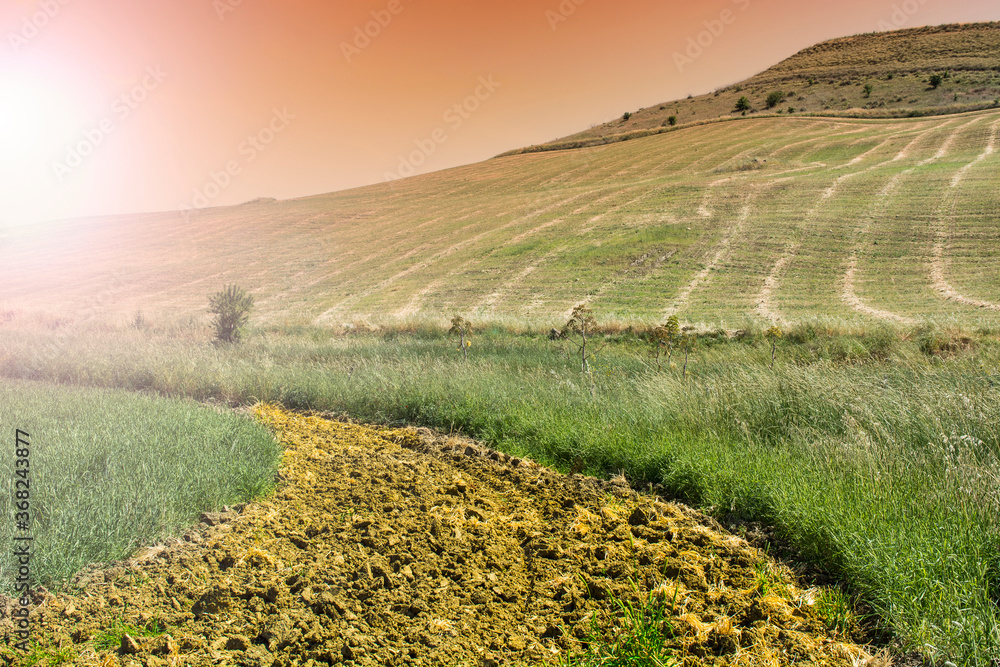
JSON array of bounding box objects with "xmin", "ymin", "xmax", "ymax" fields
[
  {"xmin": 768, "ymin": 124, "xmax": 869, "ymax": 158},
  {"xmin": 663, "ymin": 178, "xmax": 792, "ymax": 320},
  {"xmin": 578, "ymin": 250, "xmax": 677, "ymax": 315},
  {"xmin": 758, "ymin": 121, "xmax": 958, "ymax": 324},
  {"xmin": 930, "ymin": 118, "xmax": 1000, "ymax": 311},
  {"xmin": 579, "ymin": 185, "xmax": 668, "ymax": 234},
  {"xmin": 663, "ymin": 194, "xmax": 758, "ymax": 319},
  {"xmin": 473, "ymin": 245, "xmax": 570, "ymax": 315},
  {"xmin": 316, "ymin": 191, "xmax": 592, "ymax": 322},
  {"xmin": 308, "ymin": 191, "xmax": 566, "ymax": 305},
  {"xmin": 141, "ymin": 272, "xmax": 229, "ymax": 300},
  {"xmin": 396, "ymin": 183, "xmax": 653, "ymax": 317},
  {"xmin": 839, "ymin": 171, "xmax": 918, "ymax": 324}
]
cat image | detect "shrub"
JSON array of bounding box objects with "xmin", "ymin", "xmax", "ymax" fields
[
  {"xmin": 667, "ymin": 115, "xmax": 677, "ymax": 126},
  {"xmin": 622, "ymin": 112, "xmax": 632, "ymax": 121},
  {"xmin": 208, "ymin": 284, "xmax": 254, "ymax": 344},
  {"xmin": 449, "ymin": 315, "xmax": 472, "ymax": 361},
  {"xmin": 863, "ymin": 83, "xmax": 873, "ymax": 98},
  {"xmin": 765, "ymin": 91, "xmax": 785, "ymax": 109},
  {"xmin": 929, "ymin": 74, "xmax": 943, "ymax": 89},
  {"xmin": 735, "ymin": 96, "xmax": 751, "ymax": 112}
]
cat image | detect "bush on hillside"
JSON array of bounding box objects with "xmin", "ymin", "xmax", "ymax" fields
[{"xmin": 208, "ymin": 284, "xmax": 254, "ymax": 344}]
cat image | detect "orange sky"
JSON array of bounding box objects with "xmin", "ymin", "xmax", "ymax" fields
[{"xmin": 0, "ymin": 0, "xmax": 997, "ymax": 227}]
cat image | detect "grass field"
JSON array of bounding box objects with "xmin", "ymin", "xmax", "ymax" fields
[
  {"xmin": 0, "ymin": 379, "xmax": 281, "ymax": 590},
  {"xmin": 3, "ymin": 109, "xmax": 1000, "ymax": 333},
  {"xmin": 0, "ymin": 322, "xmax": 997, "ymax": 664}
]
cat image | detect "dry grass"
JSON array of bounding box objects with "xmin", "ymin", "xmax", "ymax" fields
[{"xmin": 524, "ymin": 22, "xmax": 1000, "ymax": 153}]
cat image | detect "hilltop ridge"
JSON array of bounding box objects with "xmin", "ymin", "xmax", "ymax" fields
[{"xmin": 507, "ymin": 21, "xmax": 1000, "ymax": 155}]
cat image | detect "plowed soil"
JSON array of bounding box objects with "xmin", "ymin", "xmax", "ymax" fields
[{"xmin": 0, "ymin": 406, "xmax": 881, "ymax": 666}]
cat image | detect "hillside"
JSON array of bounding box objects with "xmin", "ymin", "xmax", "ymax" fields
[
  {"xmin": 510, "ymin": 22, "xmax": 1000, "ymax": 154},
  {"xmin": 2, "ymin": 109, "xmax": 999, "ymax": 332}
]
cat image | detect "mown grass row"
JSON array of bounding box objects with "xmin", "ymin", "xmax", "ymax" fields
[
  {"xmin": 0, "ymin": 322, "xmax": 998, "ymax": 664},
  {"xmin": 0, "ymin": 379, "xmax": 281, "ymax": 591}
]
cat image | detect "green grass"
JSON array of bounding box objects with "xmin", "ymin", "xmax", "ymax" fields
[
  {"xmin": 19, "ymin": 643, "xmax": 75, "ymax": 667},
  {"xmin": 558, "ymin": 580, "xmax": 678, "ymax": 667},
  {"xmin": 0, "ymin": 379, "xmax": 282, "ymax": 591},
  {"xmin": 0, "ymin": 322, "xmax": 997, "ymax": 664},
  {"xmin": 93, "ymin": 618, "xmax": 167, "ymax": 651}
]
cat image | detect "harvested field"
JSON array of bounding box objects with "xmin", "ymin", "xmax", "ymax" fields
[{"xmin": 1, "ymin": 406, "xmax": 880, "ymax": 666}]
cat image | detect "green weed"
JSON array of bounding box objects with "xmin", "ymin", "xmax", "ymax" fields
[
  {"xmin": 93, "ymin": 618, "xmax": 167, "ymax": 651},
  {"xmin": 558, "ymin": 581, "xmax": 678, "ymax": 667}
]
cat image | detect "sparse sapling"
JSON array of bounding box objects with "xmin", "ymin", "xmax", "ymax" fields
[
  {"xmin": 560, "ymin": 303, "xmax": 604, "ymax": 373},
  {"xmin": 679, "ymin": 326, "xmax": 697, "ymax": 380},
  {"xmin": 650, "ymin": 315, "xmax": 680, "ymax": 371},
  {"xmin": 449, "ymin": 315, "xmax": 472, "ymax": 361},
  {"xmin": 766, "ymin": 325, "xmax": 782, "ymax": 368}
]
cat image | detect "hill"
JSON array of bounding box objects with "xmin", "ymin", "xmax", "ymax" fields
[
  {"xmin": 509, "ymin": 22, "xmax": 1000, "ymax": 155},
  {"xmin": 2, "ymin": 109, "xmax": 999, "ymax": 332}
]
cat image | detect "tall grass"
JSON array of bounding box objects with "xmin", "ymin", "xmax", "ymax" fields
[
  {"xmin": 0, "ymin": 379, "xmax": 281, "ymax": 591},
  {"xmin": 0, "ymin": 323, "xmax": 997, "ymax": 663}
]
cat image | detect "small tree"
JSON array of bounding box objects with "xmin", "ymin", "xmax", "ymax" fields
[
  {"xmin": 765, "ymin": 325, "xmax": 782, "ymax": 368},
  {"xmin": 131, "ymin": 308, "xmax": 146, "ymax": 330},
  {"xmin": 449, "ymin": 315, "xmax": 472, "ymax": 362},
  {"xmin": 622, "ymin": 112, "xmax": 632, "ymax": 121},
  {"xmin": 208, "ymin": 284, "xmax": 253, "ymax": 344},
  {"xmin": 863, "ymin": 83, "xmax": 874, "ymax": 98},
  {"xmin": 560, "ymin": 304, "xmax": 604, "ymax": 373},
  {"xmin": 667, "ymin": 115, "xmax": 678, "ymax": 126},
  {"xmin": 678, "ymin": 326, "xmax": 697, "ymax": 380},
  {"xmin": 650, "ymin": 315, "xmax": 680, "ymax": 371},
  {"xmin": 929, "ymin": 73, "xmax": 943, "ymax": 89},
  {"xmin": 765, "ymin": 91, "xmax": 785, "ymax": 109},
  {"xmin": 735, "ymin": 96, "xmax": 751, "ymax": 112}
]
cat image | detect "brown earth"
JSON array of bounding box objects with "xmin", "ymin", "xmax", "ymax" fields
[{"xmin": 0, "ymin": 406, "xmax": 884, "ymax": 666}]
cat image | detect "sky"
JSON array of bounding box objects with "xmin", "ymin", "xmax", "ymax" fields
[{"xmin": 0, "ymin": 0, "xmax": 997, "ymax": 227}]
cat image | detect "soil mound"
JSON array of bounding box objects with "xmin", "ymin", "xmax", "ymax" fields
[{"xmin": 0, "ymin": 406, "xmax": 881, "ymax": 666}]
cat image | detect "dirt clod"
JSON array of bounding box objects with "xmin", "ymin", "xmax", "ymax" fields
[{"xmin": 0, "ymin": 406, "xmax": 883, "ymax": 666}]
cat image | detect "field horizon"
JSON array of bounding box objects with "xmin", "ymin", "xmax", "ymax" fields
[{"xmin": 3, "ymin": 108, "xmax": 1000, "ymax": 334}]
